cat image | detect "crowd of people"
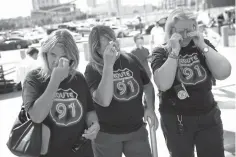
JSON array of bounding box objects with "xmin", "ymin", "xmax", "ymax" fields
[{"xmin": 12, "ymin": 8, "xmax": 232, "ymax": 157}]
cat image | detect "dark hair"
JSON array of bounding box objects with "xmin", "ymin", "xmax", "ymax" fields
[
  {"xmin": 27, "ymin": 47, "xmax": 39, "ymax": 56},
  {"xmin": 46, "ymin": 29, "xmax": 57, "ymax": 35},
  {"xmin": 133, "ymin": 33, "xmax": 143, "ymax": 42}
]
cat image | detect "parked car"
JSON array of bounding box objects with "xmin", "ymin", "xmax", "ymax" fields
[
  {"xmin": 9, "ymin": 31, "xmax": 25, "ymax": 38},
  {"xmin": 76, "ymin": 25, "xmax": 92, "ymax": 36},
  {"xmin": 145, "ymin": 17, "xmax": 167, "ymax": 35},
  {"xmin": 25, "ymin": 31, "xmax": 47, "ymax": 44},
  {"xmin": 70, "ymin": 31, "xmax": 82, "ymax": 42},
  {"xmin": 111, "ymin": 25, "xmax": 130, "ymax": 38},
  {"xmin": 0, "ymin": 37, "xmax": 31, "ymax": 51}
]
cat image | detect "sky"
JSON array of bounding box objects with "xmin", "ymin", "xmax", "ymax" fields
[{"xmin": 0, "ymin": 0, "xmax": 158, "ymax": 19}]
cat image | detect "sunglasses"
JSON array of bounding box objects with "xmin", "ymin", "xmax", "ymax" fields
[{"xmin": 172, "ymin": 20, "xmax": 196, "ymax": 35}]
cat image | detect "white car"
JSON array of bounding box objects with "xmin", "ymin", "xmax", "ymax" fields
[
  {"xmin": 25, "ymin": 31, "xmax": 47, "ymax": 44},
  {"xmin": 70, "ymin": 32, "xmax": 82, "ymax": 42},
  {"xmin": 110, "ymin": 25, "xmax": 130, "ymax": 38}
]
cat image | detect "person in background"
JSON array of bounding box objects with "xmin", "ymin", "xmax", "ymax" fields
[
  {"xmin": 131, "ymin": 33, "xmax": 153, "ymax": 106},
  {"xmin": 137, "ymin": 16, "xmax": 143, "ymax": 34},
  {"xmin": 85, "ymin": 25, "xmax": 158, "ymax": 157},
  {"xmin": 22, "ymin": 29, "xmax": 100, "ymax": 157},
  {"xmin": 15, "ymin": 47, "xmax": 39, "ymax": 88},
  {"xmin": 151, "ymin": 8, "xmax": 231, "ymax": 157},
  {"xmin": 150, "ymin": 20, "xmax": 165, "ymax": 51},
  {"xmin": 131, "ymin": 33, "xmax": 152, "ymax": 78},
  {"xmin": 217, "ymin": 11, "xmax": 227, "ymax": 36}
]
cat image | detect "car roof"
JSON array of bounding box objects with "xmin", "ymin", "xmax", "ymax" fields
[{"xmin": 6, "ymin": 37, "xmax": 24, "ymax": 40}]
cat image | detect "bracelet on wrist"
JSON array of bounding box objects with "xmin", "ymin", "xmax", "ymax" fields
[{"xmin": 168, "ymin": 52, "xmax": 179, "ymax": 59}]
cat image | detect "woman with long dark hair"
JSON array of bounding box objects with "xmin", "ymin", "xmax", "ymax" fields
[{"xmin": 84, "ymin": 25, "xmax": 158, "ymax": 157}]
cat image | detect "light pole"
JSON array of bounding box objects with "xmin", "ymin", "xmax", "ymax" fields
[
  {"xmin": 195, "ymin": 0, "xmax": 199, "ymax": 11},
  {"xmin": 143, "ymin": 0, "xmax": 147, "ymax": 23}
]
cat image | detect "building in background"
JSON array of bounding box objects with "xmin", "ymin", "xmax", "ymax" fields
[
  {"xmin": 159, "ymin": 0, "xmax": 196, "ymax": 9},
  {"xmin": 32, "ymin": 0, "xmax": 61, "ymax": 10},
  {"xmin": 87, "ymin": 0, "xmax": 97, "ymax": 7},
  {"xmin": 31, "ymin": 0, "xmax": 83, "ymax": 25}
]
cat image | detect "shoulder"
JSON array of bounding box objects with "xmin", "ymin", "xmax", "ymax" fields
[
  {"xmin": 74, "ymin": 71, "xmax": 85, "ymax": 80},
  {"xmin": 84, "ymin": 63, "xmax": 101, "ymax": 78},
  {"xmin": 152, "ymin": 46, "xmax": 167, "ymax": 56},
  {"xmin": 73, "ymin": 71, "xmax": 88, "ymax": 86},
  {"xmin": 85, "ymin": 63, "xmax": 95, "ymax": 73},
  {"xmin": 130, "ymin": 47, "xmax": 137, "ymax": 52},
  {"xmin": 25, "ymin": 68, "xmax": 42, "ymax": 82},
  {"xmin": 144, "ymin": 47, "xmax": 149, "ymax": 52},
  {"xmin": 121, "ymin": 53, "xmax": 141, "ymax": 65}
]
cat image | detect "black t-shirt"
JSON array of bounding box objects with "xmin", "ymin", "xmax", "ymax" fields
[
  {"xmin": 131, "ymin": 47, "xmax": 152, "ymax": 78},
  {"xmin": 22, "ymin": 69, "xmax": 94, "ymax": 157},
  {"xmin": 84, "ymin": 53, "xmax": 150, "ymax": 134},
  {"xmin": 151, "ymin": 40, "xmax": 217, "ymax": 116}
]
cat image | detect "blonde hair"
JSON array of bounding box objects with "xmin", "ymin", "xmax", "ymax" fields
[
  {"xmin": 88, "ymin": 25, "xmax": 116, "ymax": 74},
  {"xmin": 39, "ymin": 29, "xmax": 79, "ymax": 81},
  {"xmin": 163, "ymin": 8, "xmax": 197, "ymax": 51}
]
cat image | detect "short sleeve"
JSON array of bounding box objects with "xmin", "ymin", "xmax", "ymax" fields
[
  {"xmin": 204, "ymin": 39, "xmax": 217, "ymax": 52},
  {"xmin": 86, "ymin": 89, "xmax": 94, "ymax": 112},
  {"xmin": 84, "ymin": 64, "xmax": 102, "ymax": 95},
  {"xmin": 144, "ymin": 48, "xmax": 150, "ymax": 58},
  {"xmin": 128, "ymin": 53, "xmax": 150, "ymax": 85},
  {"xmin": 84, "ymin": 79, "xmax": 95, "ymax": 112},
  {"xmin": 22, "ymin": 70, "xmax": 42, "ymax": 112},
  {"xmin": 151, "ymin": 47, "xmax": 167, "ymax": 73}
]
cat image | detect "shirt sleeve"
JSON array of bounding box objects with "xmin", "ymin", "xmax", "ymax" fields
[
  {"xmin": 145, "ymin": 48, "xmax": 150, "ymax": 58},
  {"xmin": 22, "ymin": 70, "xmax": 42, "ymax": 113},
  {"xmin": 86, "ymin": 88, "xmax": 94, "ymax": 112},
  {"xmin": 204, "ymin": 39, "xmax": 217, "ymax": 52},
  {"xmin": 82, "ymin": 76, "xmax": 95, "ymax": 112},
  {"xmin": 151, "ymin": 47, "xmax": 167, "ymax": 73},
  {"xmin": 128, "ymin": 53, "xmax": 150, "ymax": 85},
  {"xmin": 84, "ymin": 64, "xmax": 102, "ymax": 95}
]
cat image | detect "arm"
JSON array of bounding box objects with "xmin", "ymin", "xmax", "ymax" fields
[
  {"xmin": 143, "ymin": 82, "xmax": 155, "ymax": 110},
  {"xmin": 82, "ymin": 81, "xmax": 100, "ymax": 140},
  {"xmin": 93, "ymin": 42, "xmax": 117, "ymax": 107},
  {"xmin": 93, "ymin": 65, "xmax": 114, "ymax": 107},
  {"xmin": 28, "ymin": 79, "xmax": 60, "ymax": 123},
  {"xmin": 26, "ymin": 59, "xmax": 69, "ymax": 123},
  {"xmin": 152, "ymin": 33, "xmax": 182, "ymax": 91},
  {"xmin": 187, "ymin": 32, "xmax": 232, "ymax": 80},
  {"xmin": 86, "ymin": 110, "xmax": 99, "ymax": 127},
  {"xmin": 153, "ymin": 54, "xmax": 178, "ymax": 92},
  {"xmin": 200, "ymin": 44, "xmax": 231, "ymax": 80}
]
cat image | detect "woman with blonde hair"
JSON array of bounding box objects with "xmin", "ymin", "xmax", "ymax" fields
[
  {"xmin": 151, "ymin": 8, "xmax": 231, "ymax": 157},
  {"xmin": 84, "ymin": 25, "xmax": 158, "ymax": 157},
  {"xmin": 22, "ymin": 29, "xmax": 100, "ymax": 157}
]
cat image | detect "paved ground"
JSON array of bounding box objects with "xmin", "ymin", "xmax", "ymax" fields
[{"xmin": 0, "ymin": 35, "xmax": 235, "ymax": 157}]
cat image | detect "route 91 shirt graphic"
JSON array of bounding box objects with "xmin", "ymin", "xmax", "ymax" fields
[
  {"xmin": 177, "ymin": 53, "xmax": 207, "ymax": 85},
  {"xmin": 50, "ymin": 88, "xmax": 83, "ymax": 127},
  {"xmin": 113, "ymin": 68, "xmax": 140, "ymax": 101}
]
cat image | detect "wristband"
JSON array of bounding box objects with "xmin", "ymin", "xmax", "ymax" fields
[{"xmin": 168, "ymin": 52, "xmax": 179, "ymax": 59}]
